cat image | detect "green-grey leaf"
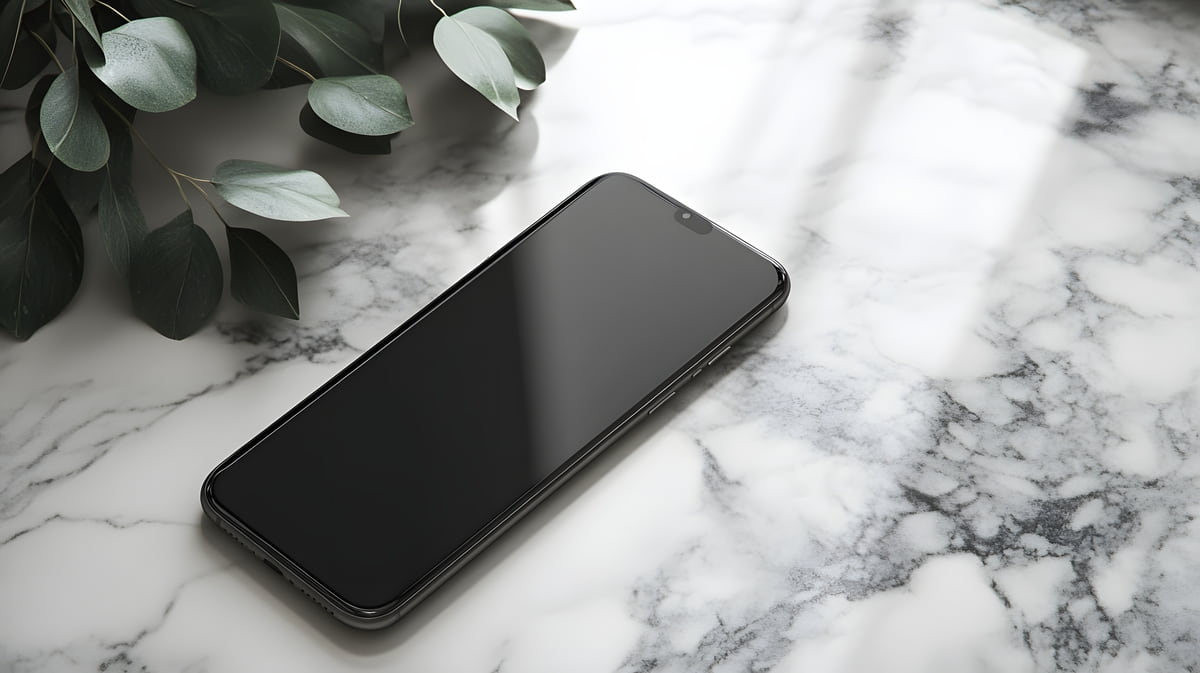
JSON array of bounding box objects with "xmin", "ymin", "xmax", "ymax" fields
[
  {"xmin": 130, "ymin": 0, "xmax": 280, "ymax": 95},
  {"xmin": 308, "ymin": 75, "xmax": 412, "ymax": 136},
  {"xmin": 454, "ymin": 7, "xmax": 544, "ymax": 90},
  {"xmin": 98, "ymin": 126, "xmax": 147, "ymax": 277},
  {"xmin": 212, "ymin": 159, "xmax": 347, "ymax": 221},
  {"xmin": 40, "ymin": 66, "xmax": 110, "ymax": 172},
  {"xmin": 90, "ymin": 17, "xmax": 197, "ymax": 113},
  {"xmin": 0, "ymin": 154, "xmax": 84, "ymax": 340},
  {"xmin": 275, "ymin": 3, "xmax": 380, "ymax": 77},
  {"xmin": 61, "ymin": 0, "xmax": 102, "ymax": 46},
  {"xmin": 490, "ymin": 0, "xmax": 575, "ymax": 10},
  {"xmin": 226, "ymin": 225, "xmax": 299, "ymax": 319},
  {"xmin": 434, "ymin": 12, "xmax": 519, "ymax": 119},
  {"xmin": 130, "ymin": 209, "xmax": 222, "ymax": 339},
  {"xmin": 299, "ymin": 102, "xmax": 393, "ymax": 154}
]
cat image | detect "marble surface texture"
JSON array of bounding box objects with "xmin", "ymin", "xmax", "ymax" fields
[{"xmin": 4, "ymin": 0, "xmax": 1200, "ymax": 670}]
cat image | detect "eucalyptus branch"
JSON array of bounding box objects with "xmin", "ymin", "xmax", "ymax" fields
[
  {"xmin": 97, "ymin": 96, "xmax": 193, "ymax": 207},
  {"xmin": 275, "ymin": 56, "xmax": 316, "ymax": 82},
  {"xmin": 94, "ymin": 0, "xmax": 132, "ymax": 22},
  {"xmin": 428, "ymin": 0, "xmax": 448, "ymax": 17}
]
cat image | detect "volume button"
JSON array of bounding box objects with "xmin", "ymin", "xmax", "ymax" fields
[{"xmin": 708, "ymin": 345, "xmax": 732, "ymax": 366}]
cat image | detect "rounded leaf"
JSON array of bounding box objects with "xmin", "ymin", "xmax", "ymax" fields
[
  {"xmin": 454, "ymin": 7, "xmax": 544, "ymax": 90},
  {"xmin": 130, "ymin": 210, "xmax": 222, "ymax": 340},
  {"xmin": 212, "ymin": 159, "xmax": 348, "ymax": 221},
  {"xmin": 299, "ymin": 102, "xmax": 394, "ymax": 155},
  {"xmin": 226, "ymin": 225, "xmax": 299, "ymax": 319},
  {"xmin": 434, "ymin": 12, "xmax": 520, "ymax": 119},
  {"xmin": 0, "ymin": 155, "xmax": 84, "ymax": 340},
  {"xmin": 90, "ymin": 17, "xmax": 197, "ymax": 113},
  {"xmin": 40, "ymin": 66, "xmax": 110, "ymax": 172},
  {"xmin": 275, "ymin": 3, "xmax": 380, "ymax": 77},
  {"xmin": 2, "ymin": 1, "xmax": 57, "ymax": 90},
  {"xmin": 130, "ymin": 0, "xmax": 280, "ymax": 95},
  {"xmin": 97, "ymin": 126, "xmax": 147, "ymax": 278},
  {"xmin": 308, "ymin": 75, "xmax": 412, "ymax": 136}
]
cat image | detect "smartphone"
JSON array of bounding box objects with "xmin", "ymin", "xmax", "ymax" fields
[{"xmin": 201, "ymin": 173, "xmax": 789, "ymax": 629}]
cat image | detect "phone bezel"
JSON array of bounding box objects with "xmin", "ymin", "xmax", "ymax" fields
[{"xmin": 201, "ymin": 172, "xmax": 790, "ymax": 629}]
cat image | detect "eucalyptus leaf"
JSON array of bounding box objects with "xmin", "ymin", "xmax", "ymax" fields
[
  {"xmin": 308, "ymin": 75, "xmax": 412, "ymax": 136},
  {"xmin": 25, "ymin": 74, "xmax": 104, "ymax": 216},
  {"xmin": 1, "ymin": 0, "xmax": 28, "ymax": 86},
  {"xmin": 212, "ymin": 159, "xmax": 347, "ymax": 221},
  {"xmin": 283, "ymin": 0, "xmax": 387, "ymax": 41},
  {"xmin": 97, "ymin": 126, "xmax": 147, "ymax": 277},
  {"xmin": 130, "ymin": 0, "xmax": 280, "ymax": 95},
  {"xmin": 61, "ymin": 0, "xmax": 102, "ymax": 46},
  {"xmin": 489, "ymin": 0, "xmax": 575, "ymax": 10},
  {"xmin": 434, "ymin": 11, "xmax": 520, "ymax": 119},
  {"xmin": 226, "ymin": 225, "xmax": 299, "ymax": 319},
  {"xmin": 275, "ymin": 3, "xmax": 381, "ymax": 77},
  {"xmin": 40, "ymin": 65, "xmax": 110, "ymax": 172},
  {"xmin": 2, "ymin": 0, "xmax": 57, "ymax": 90},
  {"xmin": 454, "ymin": 7, "xmax": 544, "ymax": 90},
  {"xmin": 90, "ymin": 17, "xmax": 197, "ymax": 113},
  {"xmin": 0, "ymin": 155, "xmax": 84, "ymax": 340},
  {"xmin": 299, "ymin": 102, "xmax": 393, "ymax": 154},
  {"xmin": 130, "ymin": 210, "xmax": 222, "ymax": 339}
]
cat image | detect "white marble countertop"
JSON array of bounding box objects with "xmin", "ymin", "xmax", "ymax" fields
[{"xmin": 4, "ymin": 0, "xmax": 1200, "ymax": 670}]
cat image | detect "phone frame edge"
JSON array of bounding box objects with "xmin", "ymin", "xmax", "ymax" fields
[{"xmin": 200, "ymin": 172, "xmax": 791, "ymax": 630}]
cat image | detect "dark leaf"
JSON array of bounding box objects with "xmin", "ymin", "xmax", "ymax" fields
[
  {"xmin": 226, "ymin": 225, "xmax": 299, "ymax": 319},
  {"xmin": 40, "ymin": 65, "xmax": 110, "ymax": 172},
  {"xmin": 307, "ymin": 74, "xmax": 412, "ymax": 136},
  {"xmin": 1, "ymin": 1, "xmax": 56, "ymax": 90},
  {"xmin": 23, "ymin": 72, "xmax": 53, "ymax": 145},
  {"xmin": 97, "ymin": 125, "xmax": 147, "ymax": 277},
  {"xmin": 283, "ymin": 0, "xmax": 387, "ymax": 42},
  {"xmin": 0, "ymin": 155, "xmax": 85, "ymax": 340},
  {"xmin": 51, "ymin": 164, "xmax": 105, "ymax": 220},
  {"xmin": 130, "ymin": 0, "xmax": 280, "ymax": 95},
  {"xmin": 130, "ymin": 209, "xmax": 222, "ymax": 339},
  {"xmin": 275, "ymin": 3, "xmax": 381, "ymax": 77},
  {"xmin": 299, "ymin": 102, "xmax": 393, "ymax": 154}
]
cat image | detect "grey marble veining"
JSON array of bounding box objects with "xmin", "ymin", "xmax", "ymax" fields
[{"xmin": 4, "ymin": 0, "xmax": 1200, "ymax": 670}]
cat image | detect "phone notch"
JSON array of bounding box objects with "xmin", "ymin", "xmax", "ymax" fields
[{"xmin": 675, "ymin": 208, "xmax": 713, "ymax": 234}]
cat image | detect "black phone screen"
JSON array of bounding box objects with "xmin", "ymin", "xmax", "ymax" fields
[{"xmin": 208, "ymin": 174, "xmax": 785, "ymax": 611}]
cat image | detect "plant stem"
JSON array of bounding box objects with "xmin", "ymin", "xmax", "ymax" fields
[
  {"xmin": 93, "ymin": 0, "xmax": 132, "ymax": 22},
  {"xmin": 69, "ymin": 14, "xmax": 77, "ymax": 66},
  {"xmin": 97, "ymin": 97, "xmax": 193, "ymax": 208},
  {"xmin": 275, "ymin": 56, "xmax": 316, "ymax": 82},
  {"xmin": 187, "ymin": 179, "xmax": 229, "ymax": 227},
  {"xmin": 428, "ymin": 0, "xmax": 448, "ymax": 17},
  {"xmin": 27, "ymin": 27, "xmax": 65, "ymax": 73}
]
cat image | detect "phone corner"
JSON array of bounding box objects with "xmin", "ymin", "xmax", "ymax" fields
[
  {"xmin": 198, "ymin": 465, "xmax": 223, "ymax": 522},
  {"xmin": 772, "ymin": 260, "xmax": 792, "ymax": 307}
]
